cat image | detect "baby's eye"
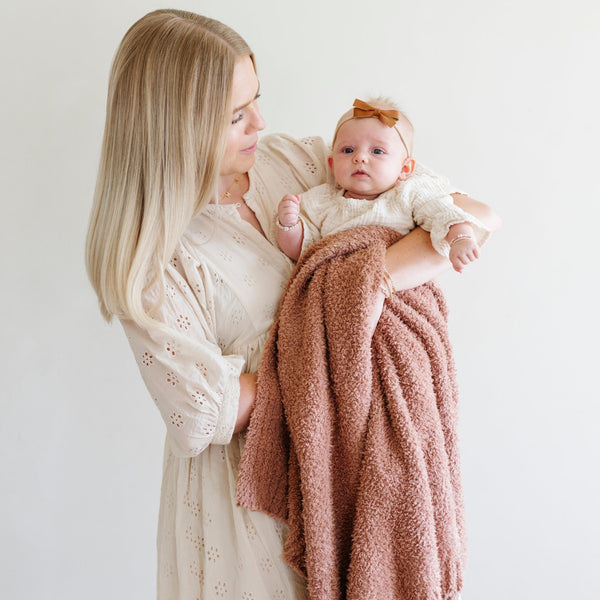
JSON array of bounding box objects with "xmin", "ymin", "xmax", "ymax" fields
[
  {"xmin": 341, "ymin": 147, "xmax": 354, "ymax": 154},
  {"xmin": 373, "ymin": 148, "xmax": 385, "ymax": 155}
]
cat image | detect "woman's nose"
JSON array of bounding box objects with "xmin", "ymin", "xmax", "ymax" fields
[{"xmin": 250, "ymin": 103, "xmax": 266, "ymax": 132}]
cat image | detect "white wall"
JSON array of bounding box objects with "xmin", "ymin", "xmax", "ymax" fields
[{"xmin": 1, "ymin": 1, "xmax": 598, "ymax": 598}]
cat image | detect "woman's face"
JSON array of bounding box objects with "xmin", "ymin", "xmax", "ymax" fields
[{"xmin": 220, "ymin": 55, "xmax": 265, "ymax": 177}]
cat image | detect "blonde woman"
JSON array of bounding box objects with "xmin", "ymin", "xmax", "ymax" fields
[{"xmin": 86, "ymin": 9, "xmax": 500, "ymax": 600}]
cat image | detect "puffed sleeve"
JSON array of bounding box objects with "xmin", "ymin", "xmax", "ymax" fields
[
  {"xmin": 249, "ymin": 134, "xmax": 335, "ymax": 247},
  {"xmin": 403, "ymin": 163, "xmax": 491, "ymax": 256},
  {"xmin": 257, "ymin": 134, "xmax": 333, "ymax": 192},
  {"xmin": 121, "ymin": 258, "xmax": 244, "ymax": 458}
]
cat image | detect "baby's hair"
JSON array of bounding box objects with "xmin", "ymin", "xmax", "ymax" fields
[
  {"xmin": 365, "ymin": 96, "xmax": 414, "ymax": 154},
  {"xmin": 364, "ymin": 95, "xmax": 402, "ymax": 112}
]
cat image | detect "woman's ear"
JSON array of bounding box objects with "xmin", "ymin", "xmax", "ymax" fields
[{"xmin": 397, "ymin": 158, "xmax": 416, "ymax": 181}]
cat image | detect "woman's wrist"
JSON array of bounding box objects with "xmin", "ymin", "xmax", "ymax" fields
[{"xmin": 380, "ymin": 268, "xmax": 396, "ymax": 298}]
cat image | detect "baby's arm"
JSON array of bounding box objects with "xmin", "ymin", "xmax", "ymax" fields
[
  {"xmin": 276, "ymin": 194, "xmax": 304, "ymax": 261},
  {"xmin": 446, "ymin": 222, "xmax": 479, "ymax": 273}
]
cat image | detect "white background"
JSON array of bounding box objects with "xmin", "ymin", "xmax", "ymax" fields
[{"xmin": 1, "ymin": 1, "xmax": 599, "ymax": 598}]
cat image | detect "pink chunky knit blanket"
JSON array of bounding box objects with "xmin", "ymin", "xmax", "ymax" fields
[{"xmin": 236, "ymin": 226, "xmax": 466, "ymax": 600}]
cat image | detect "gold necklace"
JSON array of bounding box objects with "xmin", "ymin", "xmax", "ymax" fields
[{"xmin": 220, "ymin": 175, "xmax": 239, "ymax": 203}]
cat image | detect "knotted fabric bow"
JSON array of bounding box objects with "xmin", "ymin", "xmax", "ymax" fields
[
  {"xmin": 352, "ymin": 98, "xmax": 399, "ymax": 128},
  {"xmin": 332, "ymin": 98, "xmax": 412, "ymax": 158}
]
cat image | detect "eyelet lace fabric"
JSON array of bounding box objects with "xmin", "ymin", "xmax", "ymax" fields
[{"xmin": 121, "ymin": 134, "xmax": 331, "ymax": 599}]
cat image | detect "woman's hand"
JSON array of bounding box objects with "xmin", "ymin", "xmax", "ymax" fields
[
  {"xmin": 234, "ymin": 373, "xmax": 257, "ymax": 433},
  {"xmin": 366, "ymin": 288, "xmax": 386, "ymax": 338}
]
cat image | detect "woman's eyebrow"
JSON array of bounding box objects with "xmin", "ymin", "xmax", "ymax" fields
[{"xmin": 232, "ymin": 82, "xmax": 261, "ymax": 114}]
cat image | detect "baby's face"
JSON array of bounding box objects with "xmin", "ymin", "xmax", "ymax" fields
[{"xmin": 330, "ymin": 117, "xmax": 410, "ymax": 200}]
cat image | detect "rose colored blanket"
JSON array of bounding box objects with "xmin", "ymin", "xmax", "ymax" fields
[{"xmin": 236, "ymin": 226, "xmax": 466, "ymax": 600}]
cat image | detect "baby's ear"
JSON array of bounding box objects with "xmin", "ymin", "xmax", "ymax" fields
[
  {"xmin": 397, "ymin": 158, "xmax": 416, "ymax": 181},
  {"xmin": 327, "ymin": 156, "xmax": 334, "ymax": 170}
]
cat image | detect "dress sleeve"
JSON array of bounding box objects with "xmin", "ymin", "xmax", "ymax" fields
[
  {"xmin": 251, "ymin": 134, "xmax": 335, "ymax": 246},
  {"xmin": 258, "ymin": 133, "xmax": 333, "ymax": 191},
  {"xmin": 405, "ymin": 163, "xmax": 491, "ymax": 256},
  {"xmin": 121, "ymin": 261, "xmax": 244, "ymax": 458}
]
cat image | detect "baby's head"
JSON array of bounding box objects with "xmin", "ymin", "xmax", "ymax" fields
[{"xmin": 329, "ymin": 98, "xmax": 416, "ymax": 200}]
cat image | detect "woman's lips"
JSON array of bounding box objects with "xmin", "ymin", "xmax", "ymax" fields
[{"xmin": 241, "ymin": 142, "xmax": 258, "ymax": 153}]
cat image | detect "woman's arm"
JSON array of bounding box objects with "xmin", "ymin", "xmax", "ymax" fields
[
  {"xmin": 453, "ymin": 193, "xmax": 502, "ymax": 232},
  {"xmin": 385, "ymin": 194, "xmax": 501, "ymax": 291}
]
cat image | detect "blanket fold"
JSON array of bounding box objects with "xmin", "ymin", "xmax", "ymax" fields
[{"xmin": 236, "ymin": 225, "xmax": 466, "ymax": 600}]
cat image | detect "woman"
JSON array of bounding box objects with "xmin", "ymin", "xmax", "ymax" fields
[{"xmin": 86, "ymin": 9, "xmax": 499, "ymax": 600}]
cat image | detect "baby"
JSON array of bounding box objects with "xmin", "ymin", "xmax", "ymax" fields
[{"xmin": 276, "ymin": 98, "xmax": 489, "ymax": 272}]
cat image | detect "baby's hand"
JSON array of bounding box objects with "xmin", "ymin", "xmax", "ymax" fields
[
  {"xmin": 449, "ymin": 236, "xmax": 480, "ymax": 273},
  {"xmin": 277, "ymin": 194, "xmax": 301, "ymax": 228}
]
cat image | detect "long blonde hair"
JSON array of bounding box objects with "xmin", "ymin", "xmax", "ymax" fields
[{"xmin": 85, "ymin": 9, "xmax": 253, "ymax": 325}]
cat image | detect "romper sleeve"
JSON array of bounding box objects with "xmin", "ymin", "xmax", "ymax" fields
[
  {"xmin": 121, "ymin": 259, "xmax": 244, "ymax": 458},
  {"xmin": 297, "ymin": 183, "xmax": 336, "ymax": 253},
  {"xmin": 404, "ymin": 163, "xmax": 491, "ymax": 256}
]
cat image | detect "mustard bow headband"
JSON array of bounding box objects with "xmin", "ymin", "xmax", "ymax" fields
[
  {"xmin": 352, "ymin": 98, "xmax": 400, "ymax": 128},
  {"xmin": 332, "ymin": 98, "xmax": 411, "ymax": 158}
]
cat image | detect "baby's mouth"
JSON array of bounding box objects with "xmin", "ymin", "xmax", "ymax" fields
[{"xmin": 352, "ymin": 169, "xmax": 369, "ymax": 177}]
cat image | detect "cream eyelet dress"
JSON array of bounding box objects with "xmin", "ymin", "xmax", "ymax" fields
[{"xmin": 121, "ymin": 135, "xmax": 330, "ymax": 600}]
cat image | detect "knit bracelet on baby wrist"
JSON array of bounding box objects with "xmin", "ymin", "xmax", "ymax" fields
[
  {"xmin": 276, "ymin": 218, "xmax": 300, "ymax": 231},
  {"xmin": 449, "ymin": 233, "xmax": 474, "ymax": 247}
]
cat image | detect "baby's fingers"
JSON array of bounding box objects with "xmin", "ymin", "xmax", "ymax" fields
[
  {"xmin": 451, "ymin": 256, "xmax": 465, "ymax": 273},
  {"xmin": 281, "ymin": 193, "xmax": 301, "ymax": 205},
  {"xmin": 463, "ymin": 244, "xmax": 479, "ymax": 263}
]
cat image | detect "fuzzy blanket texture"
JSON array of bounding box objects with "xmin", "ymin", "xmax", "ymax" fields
[{"xmin": 236, "ymin": 226, "xmax": 466, "ymax": 600}]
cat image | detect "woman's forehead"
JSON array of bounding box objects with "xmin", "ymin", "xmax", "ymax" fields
[{"xmin": 230, "ymin": 55, "xmax": 259, "ymax": 112}]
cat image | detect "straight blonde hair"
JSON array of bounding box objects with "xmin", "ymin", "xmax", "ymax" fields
[{"xmin": 85, "ymin": 9, "xmax": 253, "ymax": 325}]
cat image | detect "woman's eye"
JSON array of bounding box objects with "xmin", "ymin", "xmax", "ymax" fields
[{"xmin": 231, "ymin": 112, "xmax": 244, "ymax": 125}]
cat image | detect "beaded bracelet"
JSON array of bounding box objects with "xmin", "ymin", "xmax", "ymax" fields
[{"xmin": 276, "ymin": 218, "xmax": 300, "ymax": 231}]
